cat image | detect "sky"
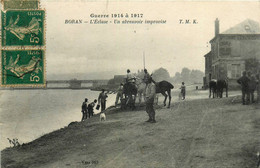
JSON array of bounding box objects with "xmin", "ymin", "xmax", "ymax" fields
[{"xmin": 4, "ymin": 1, "xmax": 260, "ymax": 79}]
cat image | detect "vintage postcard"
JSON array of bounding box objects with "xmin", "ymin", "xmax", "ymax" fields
[{"xmin": 1, "ymin": 1, "xmax": 260, "ymax": 168}]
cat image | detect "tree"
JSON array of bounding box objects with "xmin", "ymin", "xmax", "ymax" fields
[
  {"xmin": 172, "ymin": 72, "xmax": 182, "ymax": 83},
  {"xmin": 107, "ymin": 78, "xmax": 115, "ymax": 85},
  {"xmin": 190, "ymin": 70, "xmax": 204, "ymax": 84},
  {"xmin": 181, "ymin": 68, "xmax": 191, "ymax": 82},
  {"xmin": 152, "ymin": 67, "xmax": 170, "ymax": 82},
  {"xmin": 172, "ymin": 68, "xmax": 204, "ymax": 84}
]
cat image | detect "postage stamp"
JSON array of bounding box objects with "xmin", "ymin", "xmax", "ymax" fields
[
  {"xmin": 1, "ymin": 49, "xmax": 45, "ymax": 87},
  {"xmin": 1, "ymin": 10, "xmax": 45, "ymax": 47},
  {"xmin": 2, "ymin": 0, "xmax": 39, "ymax": 10}
]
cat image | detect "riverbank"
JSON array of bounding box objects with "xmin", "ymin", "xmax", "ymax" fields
[
  {"xmin": 2, "ymin": 95, "xmax": 260, "ymax": 168},
  {"xmin": 0, "ymin": 89, "xmax": 117, "ymax": 150}
]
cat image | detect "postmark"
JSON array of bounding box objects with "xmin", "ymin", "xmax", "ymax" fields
[
  {"xmin": 1, "ymin": 49, "xmax": 45, "ymax": 87},
  {"xmin": 1, "ymin": 10, "xmax": 45, "ymax": 47},
  {"xmin": 2, "ymin": 0, "xmax": 39, "ymax": 10}
]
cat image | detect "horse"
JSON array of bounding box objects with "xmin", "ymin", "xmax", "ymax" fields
[
  {"xmin": 135, "ymin": 78, "xmax": 147, "ymax": 104},
  {"xmin": 209, "ymin": 79, "xmax": 217, "ymax": 98},
  {"xmin": 155, "ymin": 80, "xmax": 174, "ymax": 108},
  {"xmin": 209, "ymin": 79, "xmax": 228, "ymax": 98},
  {"xmin": 123, "ymin": 82, "xmax": 137, "ymax": 110},
  {"xmin": 216, "ymin": 79, "xmax": 228, "ymax": 98}
]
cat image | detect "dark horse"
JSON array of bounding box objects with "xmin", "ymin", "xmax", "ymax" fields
[
  {"xmin": 123, "ymin": 83, "xmax": 137, "ymax": 110},
  {"xmin": 209, "ymin": 79, "xmax": 228, "ymax": 98},
  {"xmin": 154, "ymin": 80, "xmax": 174, "ymax": 108}
]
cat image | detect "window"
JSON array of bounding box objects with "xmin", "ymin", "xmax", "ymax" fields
[{"xmin": 230, "ymin": 64, "xmax": 241, "ymax": 78}]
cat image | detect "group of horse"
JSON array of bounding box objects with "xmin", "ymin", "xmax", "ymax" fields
[
  {"xmin": 120, "ymin": 78, "xmax": 228, "ymax": 110},
  {"xmin": 209, "ymin": 79, "xmax": 228, "ymax": 98},
  {"xmin": 122, "ymin": 78, "xmax": 174, "ymax": 109}
]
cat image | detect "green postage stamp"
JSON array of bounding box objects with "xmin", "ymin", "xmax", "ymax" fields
[
  {"xmin": 1, "ymin": 50, "xmax": 45, "ymax": 87},
  {"xmin": 1, "ymin": 10, "xmax": 45, "ymax": 47},
  {"xmin": 3, "ymin": 0, "xmax": 39, "ymax": 10}
]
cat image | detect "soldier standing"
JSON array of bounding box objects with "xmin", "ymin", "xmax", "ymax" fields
[
  {"xmin": 145, "ymin": 77, "xmax": 156, "ymax": 123},
  {"xmin": 248, "ymin": 71, "xmax": 257, "ymax": 103},
  {"xmin": 81, "ymin": 98, "xmax": 88, "ymax": 121},
  {"xmin": 237, "ymin": 71, "xmax": 250, "ymax": 105},
  {"xmin": 98, "ymin": 89, "xmax": 108, "ymax": 111}
]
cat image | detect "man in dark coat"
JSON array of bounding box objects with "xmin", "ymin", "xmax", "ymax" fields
[
  {"xmin": 81, "ymin": 98, "xmax": 88, "ymax": 121},
  {"xmin": 98, "ymin": 89, "xmax": 108, "ymax": 111},
  {"xmin": 237, "ymin": 71, "xmax": 250, "ymax": 105},
  {"xmin": 248, "ymin": 71, "xmax": 257, "ymax": 103}
]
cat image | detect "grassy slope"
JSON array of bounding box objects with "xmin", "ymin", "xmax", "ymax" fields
[{"xmin": 1, "ymin": 97, "xmax": 260, "ymax": 168}]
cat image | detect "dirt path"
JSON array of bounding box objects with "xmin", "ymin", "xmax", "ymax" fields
[{"xmin": 2, "ymin": 97, "xmax": 260, "ymax": 168}]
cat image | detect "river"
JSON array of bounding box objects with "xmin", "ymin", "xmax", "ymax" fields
[{"xmin": 0, "ymin": 89, "xmax": 116, "ymax": 150}]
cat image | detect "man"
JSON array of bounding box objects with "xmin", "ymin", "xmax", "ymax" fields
[
  {"xmin": 248, "ymin": 71, "xmax": 257, "ymax": 103},
  {"xmin": 143, "ymin": 69, "xmax": 151, "ymax": 84},
  {"xmin": 115, "ymin": 83, "xmax": 124, "ymax": 106},
  {"xmin": 126, "ymin": 69, "xmax": 136, "ymax": 84},
  {"xmin": 88, "ymin": 99, "xmax": 97, "ymax": 118},
  {"xmin": 237, "ymin": 71, "xmax": 250, "ymax": 105},
  {"xmin": 180, "ymin": 82, "xmax": 186, "ymax": 100},
  {"xmin": 98, "ymin": 89, "xmax": 108, "ymax": 111},
  {"xmin": 81, "ymin": 98, "xmax": 88, "ymax": 121},
  {"xmin": 256, "ymin": 73, "xmax": 260, "ymax": 103},
  {"xmin": 143, "ymin": 69, "xmax": 151, "ymax": 98},
  {"xmin": 145, "ymin": 77, "xmax": 156, "ymax": 123}
]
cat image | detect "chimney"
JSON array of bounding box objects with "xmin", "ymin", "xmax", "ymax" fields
[{"xmin": 215, "ymin": 18, "xmax": 219, "ymax": 36}]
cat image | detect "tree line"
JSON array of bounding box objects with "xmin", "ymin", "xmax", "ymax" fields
[
  {"xmin": 107, "ymin": 67, "xmax": 204, "ymax": 88},
  {"xmin": 138, "ymin": 67, "xmax": 204, "ymax": 84}
]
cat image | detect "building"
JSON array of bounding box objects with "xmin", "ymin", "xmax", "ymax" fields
[{"xmin": 204, "ymin": 18, "xmax": 260, "ymax": 88}]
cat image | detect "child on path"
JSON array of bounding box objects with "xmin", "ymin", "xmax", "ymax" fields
[{"xmin": 180, "ymin": 82, "xmax": 186, "ymax": 100}]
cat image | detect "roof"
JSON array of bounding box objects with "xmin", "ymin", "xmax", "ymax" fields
[
  {"xmin": 222, "ymin": 19, "xmax": 260, "ymax": 34},
  {"xmin": 204, "ymin": 51, "xmax": 211, "ymax": 57}
]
